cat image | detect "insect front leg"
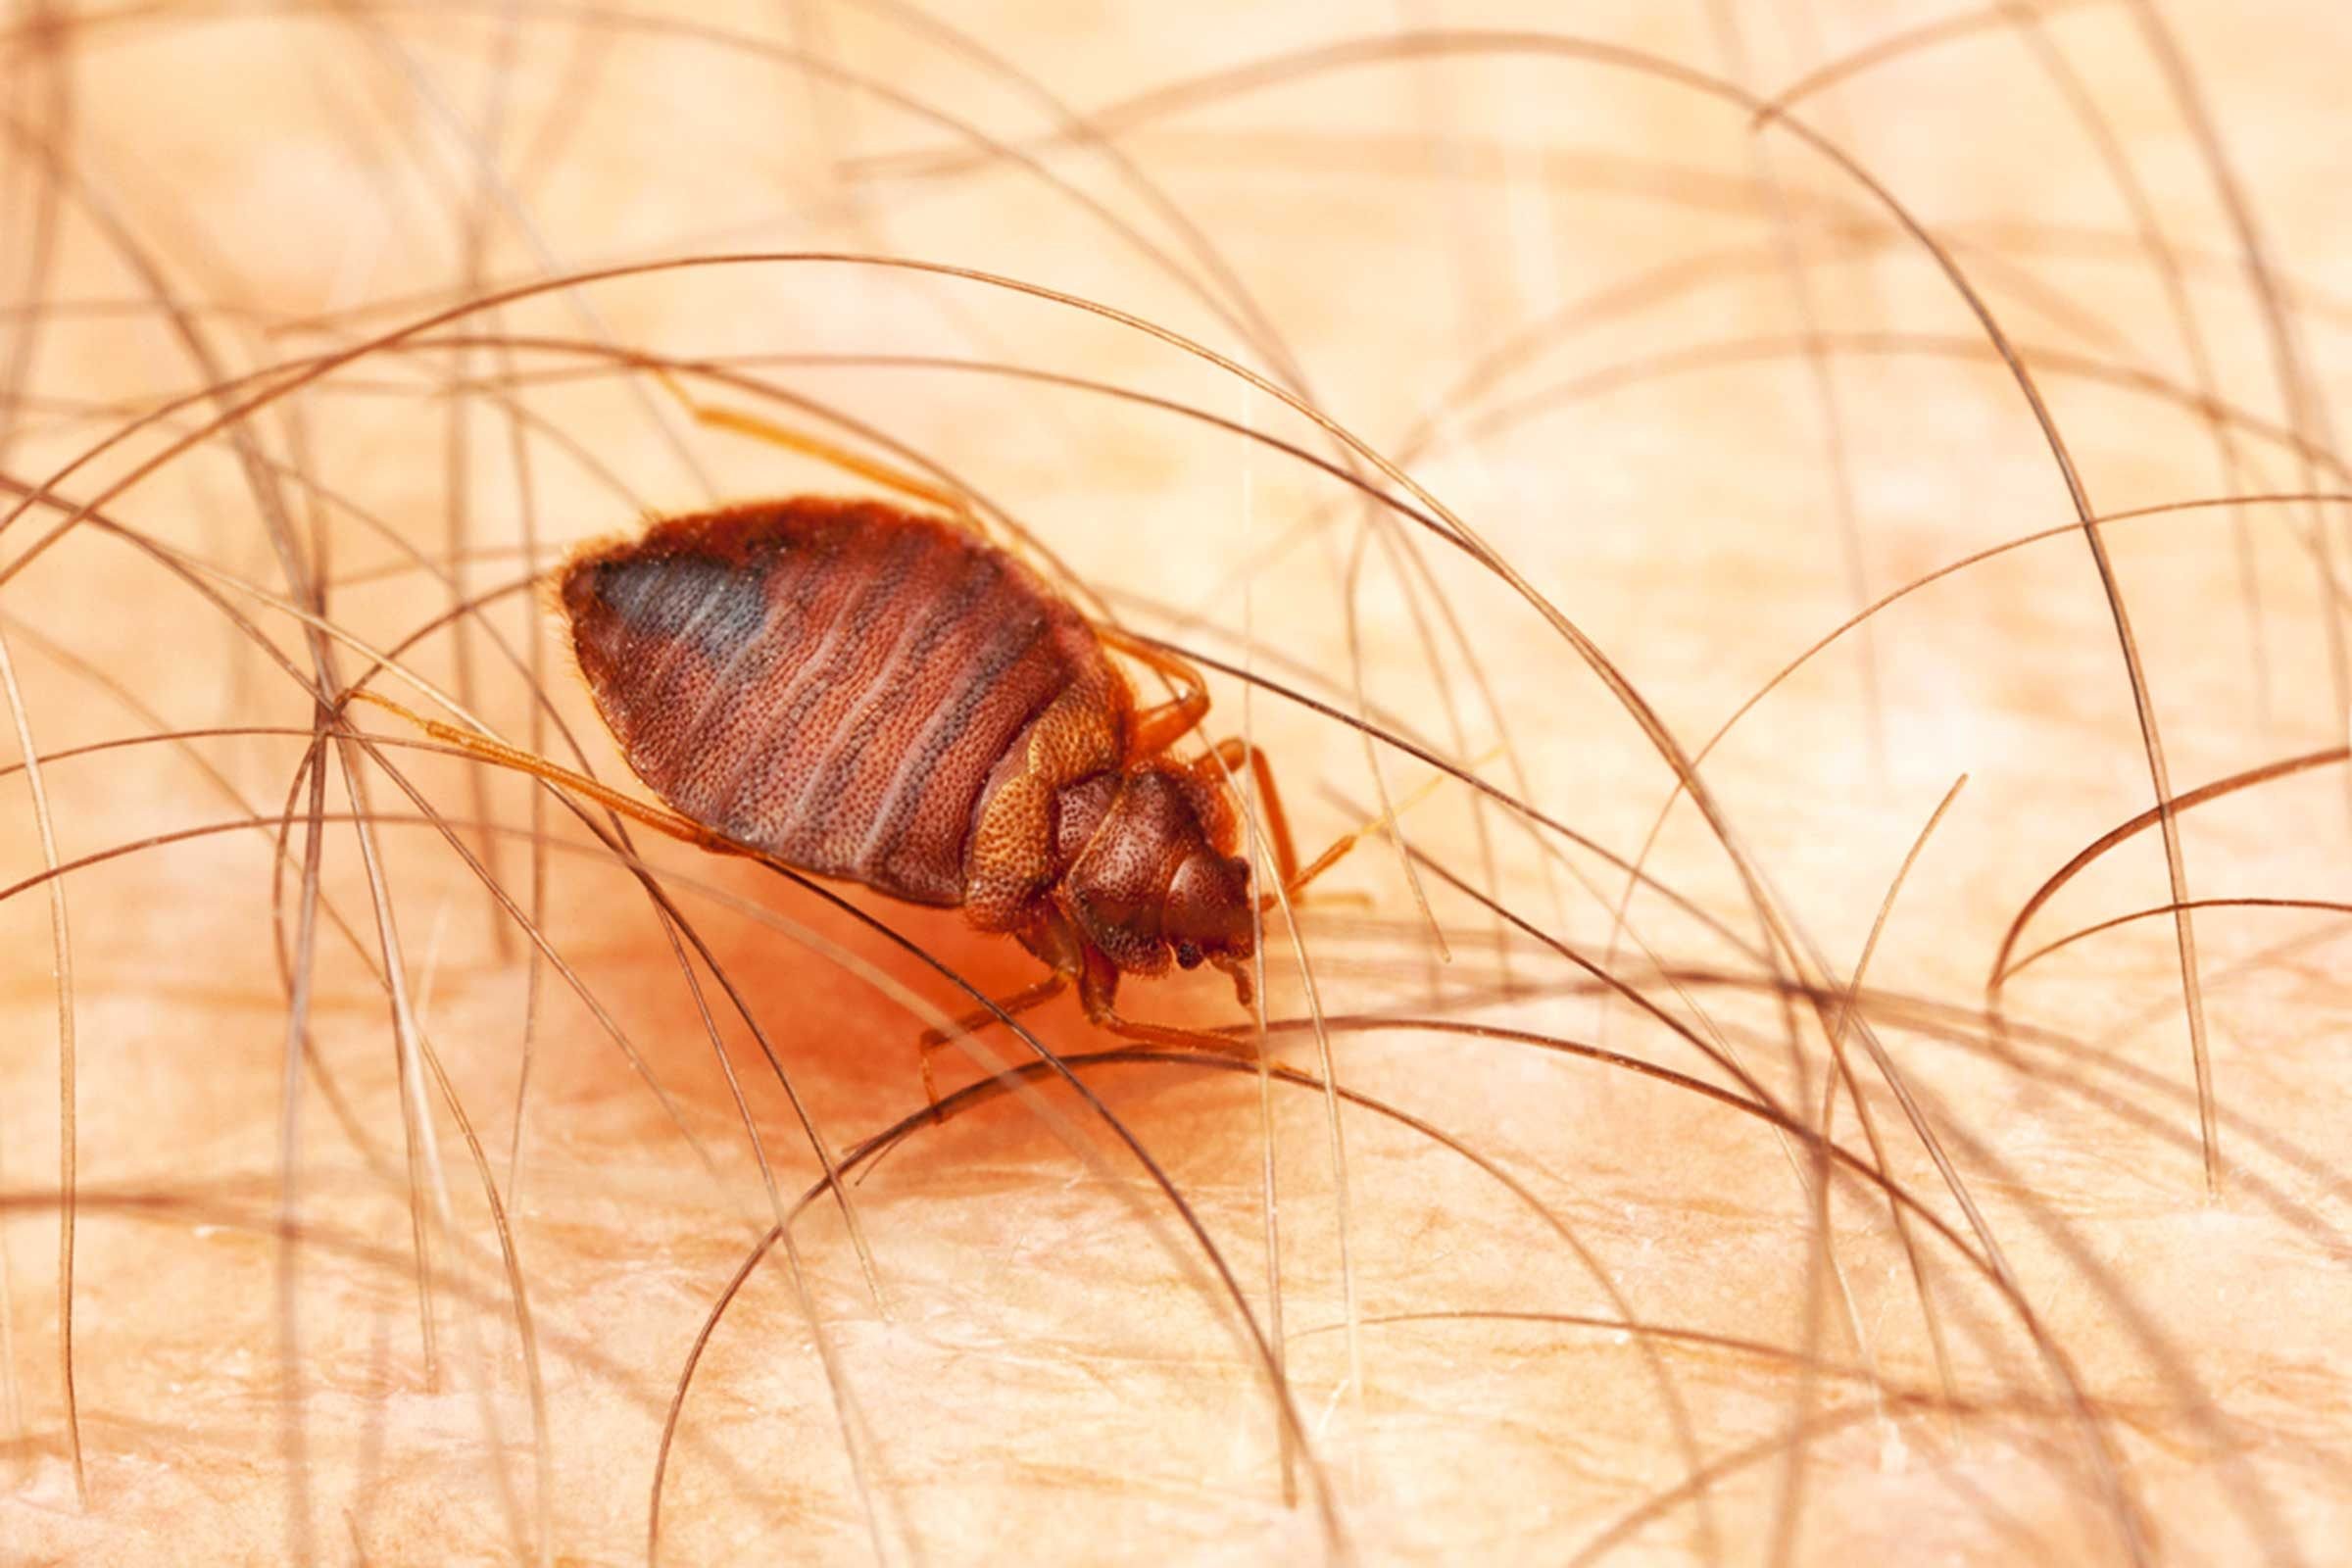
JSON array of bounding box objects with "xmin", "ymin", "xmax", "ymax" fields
[
  {"xmin": 1250, "ymin": 759, "xmax": 1478, "ymax": 910},
  {"xmin": 1189, "ymin": 733, "xmax": 1366, "ymax": 910},
  {"xmin": 1076, "ymin": 949, "xmax": 1260, "ymax": 1063},
  {"xmin": 1196, "ymin": 736, "xmax": 1301, "ymax": 889},
  {"xmin": 915, "ymin": 972, "xmax": 1068, "ymax": 1117}
]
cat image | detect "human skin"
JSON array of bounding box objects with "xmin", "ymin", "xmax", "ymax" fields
[{"xmin": 3, "ymin": 1, "xmax": 2351, "ymax": 1564}]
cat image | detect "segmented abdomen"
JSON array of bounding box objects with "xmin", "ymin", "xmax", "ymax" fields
[{"xmin": 563, "ymin": 499, "xmax": 1114, "ymax": 905}]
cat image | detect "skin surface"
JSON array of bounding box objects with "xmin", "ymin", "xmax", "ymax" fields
[{"xmin": 3, "ymin": 1, "xmax": 2351, "ymax": 1564}]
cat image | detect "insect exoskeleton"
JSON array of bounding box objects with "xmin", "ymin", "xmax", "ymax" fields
[{"xmin": 558, "ymin": 497, "xmax": 1316, "ymax": 1075}]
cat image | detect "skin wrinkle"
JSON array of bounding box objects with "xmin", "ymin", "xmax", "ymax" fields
[{"xmin": 0, "ymin": 3, "xmax": 2347, "ymax": 1565}]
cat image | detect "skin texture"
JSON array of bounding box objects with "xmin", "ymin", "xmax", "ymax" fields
[{"xmin": 3, "ymin": 1, "xmax": 2352, "ymax": 1564}]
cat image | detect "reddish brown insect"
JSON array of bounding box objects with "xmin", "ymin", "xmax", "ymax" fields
[{"xmin": 546, "ymin": 495, "xmax": 1339, "ymax": 1088}]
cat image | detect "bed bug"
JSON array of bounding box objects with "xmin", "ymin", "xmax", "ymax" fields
[{"xmin": 529, "ymin": 493, "xmax": 1348, "ymax": 1095}]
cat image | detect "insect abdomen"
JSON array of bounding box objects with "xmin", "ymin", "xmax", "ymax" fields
[{"xmin": 563, "ymin": 500, "xmax": 1113, "ymax": 905}]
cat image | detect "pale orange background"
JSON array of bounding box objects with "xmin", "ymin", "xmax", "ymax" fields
[{"xmin": 2, "ymin": 1, "xmax": 2349, "ymax": 1564}]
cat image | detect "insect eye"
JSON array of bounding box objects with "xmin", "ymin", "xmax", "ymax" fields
[{"xmin": 1175, "ymin": 940, "xmax": 1204, "ymax": 969}]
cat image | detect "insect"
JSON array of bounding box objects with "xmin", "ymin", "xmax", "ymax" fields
[{"xmin": 370, "ymin": 485, "xmax": 1356, "ymax": 1101}]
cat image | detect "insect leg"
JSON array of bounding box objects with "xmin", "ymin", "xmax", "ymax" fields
[
  {"xmin": 1099, "ymin": 625, "xmax": 1211, "ymax": 758},
  {"xmin": 1077, "ymin": 951, "xmax": 1259, "ymax": 1063},
  {"xmin": 651, "ymin": 368, "xmax": 977, "ymax": 520},
  {"xmin": 345, "ymin": 690, "xmax": 732, "ymax": 854},
  {"xmin": 1262, "ymin": 760, "xmax": 1473, "ymax": 908},
  {"xmin": 916, "ymin": 971, "xmax": 1068, "ymax": 1113},
  {"xmin": 1197, "ymin": 736, "xmax": 1300, "ymax": 889}
]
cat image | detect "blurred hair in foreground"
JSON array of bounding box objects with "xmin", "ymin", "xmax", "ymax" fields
[{"xmin": 1, "ymin": 1, "xmax": 2349, "ymax": 1564}]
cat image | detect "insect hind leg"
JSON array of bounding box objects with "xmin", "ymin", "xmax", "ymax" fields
[
  {"xmin": 345, "ymin": 689, "xmax": 731, "ymax": 854},
  {"xmin": 653, "ymin": 368, "xmax": 979, "ymax": 522},
  {"xmin": 1257, "ymin": 759, "xmax": 1474, "ymax": 911}
]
